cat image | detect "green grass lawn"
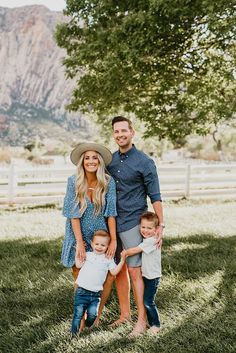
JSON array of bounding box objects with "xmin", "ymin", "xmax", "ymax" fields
[{"xmin": 0, "ymin": 200, "xmax": 236, "ymax": 353}]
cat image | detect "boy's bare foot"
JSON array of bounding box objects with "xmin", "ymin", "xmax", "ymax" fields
[
  {"xmin": 129, "ymin": 320, "xmax": 146, "ymax": 337},
  {"xmin": 109, "ymin": 316, "xmax": 131, "ymax": 328},
  {"xmin": 148, "ymin": 326, "xmax": 161, "ymax": 334},
  {"xmin": 92, "ymin": 317, "xmax": 100, "ymax": 327}
]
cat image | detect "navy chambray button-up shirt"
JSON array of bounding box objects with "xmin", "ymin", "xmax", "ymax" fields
[{"xmin": 107, "ymin": 145, "xmax": 162, "ymax": 232}]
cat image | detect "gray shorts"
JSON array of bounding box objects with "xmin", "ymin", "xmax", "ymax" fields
[{"xmin": 118, "ymin": 225, "xmax": 142, "ymax": 267}]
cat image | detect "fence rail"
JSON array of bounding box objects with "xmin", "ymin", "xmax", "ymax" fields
[{"xmin": 0, "ymin": 163, "xmax": 236, "ymax": 205}]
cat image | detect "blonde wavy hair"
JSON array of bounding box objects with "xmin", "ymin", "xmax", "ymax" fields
[{"xmin": 75, "ymin": 152, "xmax": 110, "ymax": 215}]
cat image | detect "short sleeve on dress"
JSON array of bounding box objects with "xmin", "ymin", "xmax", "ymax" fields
[
  {"xmin": 62, "ymin": 175, "xmax": 81, "ymax": 218},
  {"xmin": 103, "ymin": 177, "xmax": 117, "ymax": 217}
]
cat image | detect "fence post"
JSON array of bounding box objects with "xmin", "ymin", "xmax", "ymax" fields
[
  {"xmin": 185, "ymin": 164, "xmax": 191, "ymax": 198},
  {"xmin": 8, "ymin": 163, "xmax": 17, "ymax": 204}
]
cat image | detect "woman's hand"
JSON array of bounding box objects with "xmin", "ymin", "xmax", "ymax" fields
[
  {"xmin": 76, "ymin": 241, "xmax": 86, "ymax": 262},
  {"xmin": 106, "ymin": 239, "xmax": 117, "ymax": 259}
]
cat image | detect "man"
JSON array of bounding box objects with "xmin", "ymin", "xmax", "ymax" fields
[{"xmin": 107, "ymin": 116, "xmax": 164, "ymax": 336}]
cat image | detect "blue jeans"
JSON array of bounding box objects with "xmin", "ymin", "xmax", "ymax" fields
[
  {"xmin": 71, "ymin": 287, "xmax": 101, "ymax": 335},
  {"xmin": 143, "ymin": 277, "xmax": 161, "ymax": 328}
]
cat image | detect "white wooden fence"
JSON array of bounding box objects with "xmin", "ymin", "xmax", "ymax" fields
[{"xmin": 0, "ymin": 163, "xmax": 236, "ymax": 205}]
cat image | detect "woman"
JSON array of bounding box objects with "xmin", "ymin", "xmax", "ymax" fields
[{"xmin": 61, "ymin": 142, "xmax": 117, "ymax": 279}]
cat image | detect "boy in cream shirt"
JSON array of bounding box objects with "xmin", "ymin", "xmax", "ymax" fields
[{"xmin": 124, "ymin": 212, "xmax": 162, "ymax": 334}]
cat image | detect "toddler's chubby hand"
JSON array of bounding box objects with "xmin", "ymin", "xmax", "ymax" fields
[{"xmin": 75, "ymin": 256, "xmax": 85, "ymax": 269}]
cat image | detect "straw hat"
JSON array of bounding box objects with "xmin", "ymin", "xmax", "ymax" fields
[{"xmin": 70, "ymin": 142, "xmax": 112, "ymax": 166}]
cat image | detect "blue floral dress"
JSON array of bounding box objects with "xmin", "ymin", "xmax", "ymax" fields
[{"xmin": 61, "ymin": 174, "xmax": 117, "ymax": 267}]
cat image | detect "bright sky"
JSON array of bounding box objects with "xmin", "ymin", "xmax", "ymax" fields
[{"xmin": 0, "ymin": 0, "xmax": 66, "ymax": 11}]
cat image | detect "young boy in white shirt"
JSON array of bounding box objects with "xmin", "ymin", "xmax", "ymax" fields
[
  {"xmin": 71, "ymin": 230, "xmax": 126, "ymax": 336},
  {"xmin": 124, "ymin": 212, "xmax": 162, "ymax": 334}
]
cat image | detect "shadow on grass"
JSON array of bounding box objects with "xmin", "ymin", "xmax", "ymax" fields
[
  {"xmin": 0, "ymin": 237, "xmax": 73, "ymax": 353},
  {"xmin": 0, "ymin": 234, "xmax": 235, "ymax": 353}
]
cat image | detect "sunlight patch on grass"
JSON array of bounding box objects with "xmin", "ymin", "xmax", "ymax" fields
[
  {"xmin": 164, "ymin": 201, "xmax": 236, "ymax": 238},
  {"xmin": 161, "ymin": 270, "xmax": 225, "ymax": 330},
  {"xmin": 15, "ymin": 313, "xmax": 44, "ymax": 329},
  {"xmin": 67, "ymin": 330, "xmax": 123, "ymax": 349},
  {"xmin": 183, "ymin": 270, "xmax": 225, "ymax": 305},
  {"xmin": 37, "ymin": 320, "xmax": 72, "ymax": 347},
  {"xmin": 168, "ymin": 242, "xmax": 208, "ymax": 252},
  {"xmin": 1, "ymin": 201, "xmax": 236, "ymax": 241},
  {"xmin": 0, "ymin": 209, "xmax": 64, "ymax": 239},
  {"xmin": 54, "ymin": 272, "xmax": 73, "ymax": 287},
  {"xmin": 233, "ymin": 285, "xmax": 236, "ymax": 297},
  {"xmin": 39, "ymin": 322, "xmax": 128, "ymax": 353}
]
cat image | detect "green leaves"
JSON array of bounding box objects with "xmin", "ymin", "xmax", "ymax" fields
[{"xmin": 55, "ymin": 0, "xmax": 236, "ymax": 142}]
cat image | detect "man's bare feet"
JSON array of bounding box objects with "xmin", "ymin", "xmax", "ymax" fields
[
  {"xmin": 129, "ymin": 320, "xmax": 147, "ymax": 337},
  {"xmin": 109, "ymin": 316, "xmax": 131, "ymax": 328}
]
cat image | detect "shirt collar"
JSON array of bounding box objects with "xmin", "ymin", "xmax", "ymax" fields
[{"xmin": 118, "ymin": 144, "xmax": 136, "ymax": 157}]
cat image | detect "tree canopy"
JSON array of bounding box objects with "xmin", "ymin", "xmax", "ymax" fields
[{"xmin": 55, "ymin": 0, "xmax": 236, "ymax": 141}]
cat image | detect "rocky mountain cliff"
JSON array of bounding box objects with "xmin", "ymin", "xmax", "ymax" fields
[{"xmin": 0, "ymin": 5, "xmax": 89, "ymax": 146}]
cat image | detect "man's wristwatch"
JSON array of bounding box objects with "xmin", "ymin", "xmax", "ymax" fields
[{"xmin": 159, "ymin": 223, "xmax": 165, "ymax": 229}]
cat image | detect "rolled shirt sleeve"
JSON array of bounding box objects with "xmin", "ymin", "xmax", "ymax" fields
[{"xmin": 143, "ymin": 159, "xmax": 162, "ymax": 203}]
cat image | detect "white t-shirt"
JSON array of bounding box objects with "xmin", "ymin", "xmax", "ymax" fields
[
  {"xmin": 76, "ymin": 252, "xmax": 116, "ymax": 292},
  {"xmin": 138, "ymin": 236, "xmax": 162, "ymax": 279}
]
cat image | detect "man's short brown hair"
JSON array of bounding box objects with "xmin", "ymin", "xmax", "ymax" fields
[
  {"xmin": 112, "ymin": 116, "xmax": 133, "ymax": 130},
  {"xmin": 140, "ymin": 211, "xmax": 159, "ymax": 227}
]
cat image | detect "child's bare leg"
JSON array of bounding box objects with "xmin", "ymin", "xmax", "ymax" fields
[
  {"xmin": 72, "ymin": 266, "xmax": 80, "ymax": 292},
  {"xmin": 72, "ymin": 265, "xmax": 79, "ymax": 280},
  {"xmin": 93, "ymin": 272, "xmax": 115, "ymax": 326}
]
